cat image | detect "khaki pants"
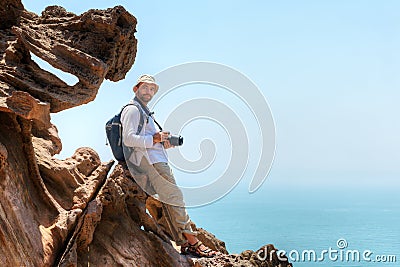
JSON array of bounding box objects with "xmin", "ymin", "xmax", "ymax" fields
[{"xmin": 133, "ymin": 157, "xmax": 196, "ymax": 245}]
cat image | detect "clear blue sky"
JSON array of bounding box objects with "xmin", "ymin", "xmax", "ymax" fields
[{"xmin": 22, "ymin": 0, "xmax": 400, "ymax": 192}]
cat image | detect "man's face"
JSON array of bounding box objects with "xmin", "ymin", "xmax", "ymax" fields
[{"xmin": 136, "ymin": 82, "xmax": 157, "ymax": 104}]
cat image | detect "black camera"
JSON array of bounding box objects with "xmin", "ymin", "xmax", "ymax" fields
[{"xmin": 168, "ymin": 134, "xmax": 183, "ymax": 146}]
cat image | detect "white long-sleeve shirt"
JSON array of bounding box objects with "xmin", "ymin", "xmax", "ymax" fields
[{"xmin": 121, "ymin": 99, "xmax": 168, "ymax": 165}]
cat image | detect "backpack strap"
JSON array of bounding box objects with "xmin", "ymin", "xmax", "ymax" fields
[
  {"xmin": 121, "ymin": 103, "xmax": 145, "ymax": 135},
  {"xmin": 133, "ymin": 96, "xmax": 163, "ymax": 132}
]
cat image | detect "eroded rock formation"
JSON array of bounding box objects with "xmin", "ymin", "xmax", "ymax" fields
[
  {"xmin": 0, "ymin": 1, "xmax": 292, "ymax": 266},
  {"xmin": 1, "ymin": 1, "xmax": 137, "ymax": 113}
]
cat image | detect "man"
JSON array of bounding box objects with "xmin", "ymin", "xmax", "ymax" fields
[{"xmin": 121, "ymin": 74, "xmax": 218, "ymax": 258}]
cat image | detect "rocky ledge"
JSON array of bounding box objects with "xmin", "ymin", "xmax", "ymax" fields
[{"xmin": 0, "ymin": 1, "xmax": 292, "ymax": 266}]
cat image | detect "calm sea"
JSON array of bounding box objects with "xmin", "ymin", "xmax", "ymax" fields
[{"xmin": 187, "ymin": 185, "xmax": 400, "ymax": 267}]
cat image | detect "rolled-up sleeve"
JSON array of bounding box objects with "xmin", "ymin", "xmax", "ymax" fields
[{"xmin": 121, "ymin": 105, "xmax": 154, "ymax": 148}]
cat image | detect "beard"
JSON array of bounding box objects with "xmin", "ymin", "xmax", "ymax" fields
[{"xmin": 137, "ymin": 93, "xmax": 152, "ymax": 104}]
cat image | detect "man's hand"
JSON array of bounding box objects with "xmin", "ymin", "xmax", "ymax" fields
[
  {"xmin": 153, "ymin": 132, "xmax": 175, "ymax": 149},
  {"xmin": 153, "ymin": 131, "xmax": 170, "ymax": 143},
  {"xmin": 152, "ymin": 132, "xmax": 163, "ymax": 144},
  {"xmin": 162, "ymin": 140, "xmax": 174, "ymax": 149}
]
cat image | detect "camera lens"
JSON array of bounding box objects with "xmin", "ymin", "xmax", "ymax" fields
[{"xmin": 169, "ymin": 135, "xmax": 183, "ymax": 146}]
